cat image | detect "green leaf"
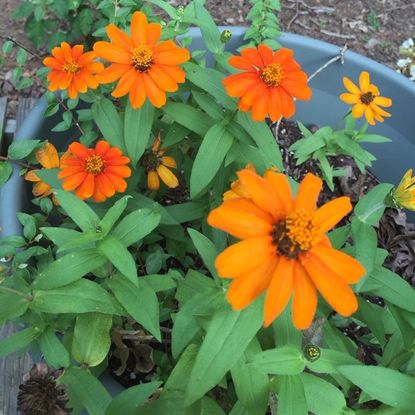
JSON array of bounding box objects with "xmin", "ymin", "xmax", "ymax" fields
[
  {"xmin": 0, "ymin": 326, "xmax": 42, "ymax": 357},
  {"xmin": 306, "ymin": 348, "xmax": 360, "ymax": 374},
  {"xmin": 99, "ymin": 196, "xmax": 131, "ymax": 235},
  {"xmin": 35, "ymin": 168, "xmax": 62, "ymax": 189},
  {"xmin": 192, "ymin": 91, "xmax": 224, "ymax": 119},
  {"xmin": 364, "ymin": 266, "xmax": 415, "ymax": 312},
  {"xmin": 277, "ymin": 375, "xmax": 308, "ymax": 415},
  {"xmin": 272, "ymin": 306, "xmax": 302, "ymax": 348},
  {"xmin": 106, "ymin": 382, "xmax": 162, "ymax": 415},
  {"xmin": 190, "ymin": 122, "xmax": 234, "ymax": 198},
  {"xmin": 39, "ymin": 327, "xmax": 70, "ymax": 368},
  {"xmin": 237, "ymin": 112, "xmax": 283, "ymax": 169},
  {"xmin": 124, "ymin": 100, "xmax": 154, "ymax": 165},
  {"xmin": 107, "ymin": 274, "xmax": 161, "ymax": 341},
  {"xmin": 172, "ymin": 289, "xmax": 223, "ymax": 358},
  {"xmin": 98, "ymin": 236, "xmax": 138, "ymax": 286},
  {"xmin": 185, "ymin": 300, "xmax": 263, "ymax": 405},
  {"xmin": 16, "ymin": 212, "xmax": 36, "ymax": 240},
  {"xmin": 72, "ymin": 312, "xmax": 112, "ymax": 367},
  {"xmin": 185, "ymin": 62, "xmax": 236, "ymax": 110},
  {"xmin": 231, "ymin": 338, "xmax": 269, "ymax": 415},
  {"xmin": 249, "ymin": 345, "xmax": 305, "ymax": 375},
  {"xmin": 357, "ymin": 133, "xmax": 392, "ymax": 143},
  {"xmin": 354, "ymin": 183, "xmax": 393, "ymax": 225},
  {"xmin": 92, "ymin": 98, "xmax": 125, "ymax": 151},
  {"xmin": 339, "ymin": 365, "xmax": 415, "ymax": 410},
  {"xmin": 33, "ymin": 249, "xmax": 107, "ymax": 289},
  {"xmin": 0, "ymin": 162, "xmax": 13, "ymax": 186},
  {"xmin": 60, "ymin": 367, "xmax": 111, "ymax": 415},
  {"xmin": 351, "ymin": 218, "xmax": 376, "ymax": 283},
  {"xmin": 163, "ymin": 102, "xmax": 214, "ymax": 136},
  {"xmin": 54, "ymin": 189, "xmax": 100, "ymax": 232},
  {"xmin": 32, "ymin": 279, "xmax": 125, "ymax": 315},
  {"xmin": 187, "ymin": 228, "xmax": 218, "ymax": 280},
  {"xmin": 8, "ymin": 140, "xmax": 40, "ymax": 160},
  {"xmin": 0, "ymin": 290, "xmax": 30, "ymax": 324},
  {"xmin": 2, "ymin": 40, "xmax": 13, "ymax": 54},
  {"xmin": 145, "ymin": 0, "xmax": 177, "ymax": 17},
  {"xmin": 16, "ymin": 47, "xmax": 27, "ymax": 64},
  {"xmin": 301, "ymin": 372, "xmax": 347, "ymax": 415},
  {"xmin": 112, "ymin": 207, "xmax": 160, "ymax": 247}
]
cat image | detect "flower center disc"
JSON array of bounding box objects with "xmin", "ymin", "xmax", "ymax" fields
[
  {"xmin": 141, "ymin": 152, "xmax": 160, "ymax": 172},
  {"xmin": 272, "ymin": 210, "xmax": 321, "ymax": 258},
  {"xmin": 131, "ymin": 46, "xmax": 153, "ymax": 72},
  {"xmin": 360, "ymin": 91, "xmax": 374, "ymax": 105},
  {"xmin": 63, "ymin": 61, "xmax": 80, "ymax": 74},
  {"xmin": 85, "ymin": 154, "xmax": 105, "ymax": 174},
  {"xmin": 260, "ymin": 63, "xmax": 284, "ymax": 87}
]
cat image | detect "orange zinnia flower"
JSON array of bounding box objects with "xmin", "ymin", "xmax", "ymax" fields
[
  {"xmin": 142, "ymin": 135, "xmax": 179, "ymax": 191},
  {"xmin": 340, "ymin": 71, "xmax": 392, "ymax": 125},
  {"xmin": 208, "ymin": 168, "xmax": 365, "ymax": 329},
  {"xmin": 25, "ymin": 143, "xmax": 60, "ymax": 203},
  {"xmin": 58, "ymin": 140, "xmax": 131, "ymax": 202},
  {"xmin": 43, "ymin": 42, "xmax": 104, "ymax": 99},
  {"xmin": 93, "ymin": 11, "xmax": 190, "ymax": 109},
  {"xmin": 223, "ymin": 45, "xmax": 312, "ymax": 122}
]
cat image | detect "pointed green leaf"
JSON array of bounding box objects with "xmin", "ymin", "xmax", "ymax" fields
[
  {"xmin": 39, "ymin": 327, "xmax": 70, "ymax": 368},
  {"xmin": 99, "ymin": 196, "xmax": 131, "ymax": 235},
  {"xmin": 0, "ymin": 326, "xmax": 42, "ymax": 357}
]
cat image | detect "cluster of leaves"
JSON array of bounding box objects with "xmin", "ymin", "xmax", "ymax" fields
[
  {"xmin": 290, "ymin": 115, "xmax": 391, "ymax": 190},
  {"xmin": 1, "ymin": 0, "xmax": 415, "ymax": 414},
  {"xmin": 244, "ymin": 0, "xmax": 281, "ymax": 49}
]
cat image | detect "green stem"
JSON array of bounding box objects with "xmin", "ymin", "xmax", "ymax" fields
[{"xmin": 0, "ymin": 285, "xmax": 33, "ymax": 301}]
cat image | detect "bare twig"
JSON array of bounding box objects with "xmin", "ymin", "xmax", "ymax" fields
[
  {"xmin": 295, "ymin": 20, "xmax": 311, "ymax": 30},
  {"xmin": 0, "ymin": 155, "xmax": 34, "ymax": 170},
  {"xmin": 320, "ymin": 29, "xmax": 356, "ymax": 40},
  {"xmin": 0, "ymin": 34, "xmax": 43, "ymax": 61},
  {"xmin": 56, "ymin": 97, "xmax": 85, "ymax": 136},
  {"xmin": 286, "ymin": 0, "xmax": 300, "ymax": 31},
  {"xmin": 308, "ymin": 44, "xmax": 348, "ymax": 82},
  {"xmin": 274, "ymin": 116, "xmax": 283, "ymax": 140}
]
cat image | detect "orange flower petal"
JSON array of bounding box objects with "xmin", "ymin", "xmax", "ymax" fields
[
  {"xmin": 147, "ymin": 170, "xmax": 160, "ymax": 190},
  {"xmin": 237, "ymin": 168, "xmax": 286, "ymax": 220},
  {"xmin": 96, "ymin": 174, "xmax": 116, "ymax": 198},
  {"xmin": 279, "ymin": 87, "xmax": 296, "ymax": 119},
  {"xmin": 340, "ymin": 93, "xmax": 359, "ymax": 105},
  {"xmin": 313, "ymin": 196, "xmax": 352, "ymax": 233},
  {"xmin": 97, "ymin": 63, "xmax": 130, "ymax": 84},
  {"xmin": 75, "ymin": 173, "xmax": 95, "ymax": 199},
  {"xmin": 58, "ymin": 166, "xmax": 85, "ymax": 179},
  {"xmin": 228, "ymin": 56, "xmax": 255, "ymax": 71},
  {"xmin": 129, "ymin": 74, "xmax": 147, "ymax": 109},
  {"xmin": 300, "ymin": 253, "xmax": 358, "ymax": 317},
  {"xmin": 62, "ymin": 172, "xmax": 88, "ymax": 191},
  {"xmin": 43, "ymin": 57, "xmax": 62, "ymax": 70},
  {"xmin": 105, "ymin": 165, "xmax": 132, "ymax": 177},
  {"xmin": 273, "ymin": 48, "xmax": 294, "ymax": 65},
  {"xmin": 292, "ymin": 262, "xmax": 317, "ymax": 330},
  {"xmin": 264, "ymin": 256, "xmax": 294, "ymax": 327},
  {"xmin": 143, "ymin": 73, "xmax": 166, "ymax": 108},
  {"xmin": 158, "ymin": 64, "xmax": 186, "ymax": 83},
  {"xmin": 69, "ymin": 142, "xmax": 92, "ymax": 158},
  {"xmin": 240, "ymin": 47, "xmax": 263, "ymax": 67},
  {"xmin": 258, "ymin": 44, "xmax": 273, "ymax": 65},
  {"xmin": 93, "ymin": 41, "xmax": 131, "ymax": 64},
  {"xmin": 25, "ymin": 170, "xmax": 40, "ymax": 182},
  {"xmin": 215, "ymin": 237, "xmax": 275, "ymax": 278},
  {"xmin": 373, "ymin": 96, "xmax": 392, "ymax": 107},
  {"xmin": 308, "ymin": 246, "xmax": 366, "ymax": 284},
  {"xmin": 227, "ymin": 256, "xmax": 278, "ymax": 309},
  {"xmin": 112, "ymin": 68, "xmax": 137, "ymax": 98},
  {"xmin": 343, "ymin": 77, "xmax": 360, "ymax": 95},
  {"xmin": 251, "ymin": 88, "xmax": 270, "ymax": 122},
  {"xmin": 131, "ymin": 11, "xmax": 148, "ymax": 46},
  {"xmin": 106, "ymin": 174, "xmax": 128, "ymax": 192},
  {"xmin": 148, "ymin": 65, "xmax": 179, "ymax": 93},
  {"xmin": 294, "ymin": 173, "xmax": 322, "ymax": 212},
  {"xmin": 153, "ymin": 41, "xmax": 190, "ymax": 65},
  {"xmin": 156, "ymin": 164, "xmax": 178, "ymax": 188},
  {"xmin": 147, "ymin": 22, "xmax": 162, "ymax": 46},
  {"xmin": 161, "ymin": 156, "xmax": 177, "ymax": 168},
  {"xmin": 359, "ymin": 71, "xmax": 370, "ymax": 91},
  {"xmin": 352, "ymin": 102, "xmax": 365, "ymax": 118},
  {"xmin": 36, "ymin": 143, "xmax": 60, "ymax": 169},
  {"xmin": 33, "ymin": 181, "xmax": 52, "ymax": 197},
  {"xmin": 106, "ymin": 23, "xmax": 134, "ymax": 49},
  {"xmin": 264, "ymin": 170, "xmax": 294, "ymax": 214}
]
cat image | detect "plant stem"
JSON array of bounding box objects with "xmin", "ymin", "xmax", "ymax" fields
[
  {"xmin": 308, "ymin": 44, "xmax": 348, "ymax": 82},
  {"xmin": 0, "ymin": 34, "xmax": 43, "ymax": 61},
  {"xmin": 0, "ymin": 285, "xmax": 33, "ymax": 301},
  {"xmin": 0, "ymin": 155, "xmax": 33, "ymax": 170},
  {"xmin": 56, "ymin": 97, "xmax": 85, "ymax": 136}
]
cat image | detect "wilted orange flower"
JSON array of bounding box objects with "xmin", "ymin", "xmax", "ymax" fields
[
  {"xmin": 93, "ymin": 11, "xmax": 190, "ymax": 109},
  {"xmin": 43, "ymin": 42, "xmax": 104, "ymax": 99},
  {"xmin": 142, "ymin": 135, "xmax": 179, "ymax": 191},
  {"xmin": 223, "ymin": 45, "xmax": 312, "ymax": 122},
  {"xmin": 25, "ymin": 143, "xmax": 60, "ymax": 203},
  {"xmin": 389, "ymin": 169, "xmax": 415, "ymax": 211},
  {"xmin": 208, "ymin": 169, "xmax": 365, "ymax": 329},
  {"xmin": 58, "ymin": 140, "xmax": 131, "ymax": 202},
  {"xmin": 340, "ymin": 71, "xmax": 392, "ymax": 125}
]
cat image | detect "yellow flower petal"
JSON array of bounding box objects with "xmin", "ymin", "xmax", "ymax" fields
[
  {"xmin": 156, "ymin": 164, "xmax": 179, "ymax": 188},
  {"xmin": 147, "ymin": 170, "xmax": 160, "ymax": 190}
]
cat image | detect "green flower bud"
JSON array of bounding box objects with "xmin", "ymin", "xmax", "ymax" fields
[
  {"xmin": 303, "ymin": 344, "xmax": 321, "ymax": 362},
  {"xmin": 176, "ymin": 5, "xmax": 185, "ymax": 17},
  {"xmin": 221, "ymin": 30, "xmax": 232, "ymax": 44}
]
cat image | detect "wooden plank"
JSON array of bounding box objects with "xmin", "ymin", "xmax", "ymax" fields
[
  {"xmin": 0, "ymin": 97, "xmax": 7, "ymax": 155},
  {"xmin": 0, "ymin": 97, "xmax": 38, "ymax": 415}
]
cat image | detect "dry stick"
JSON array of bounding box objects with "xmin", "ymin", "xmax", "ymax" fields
[
  {"xmin": 274, "ymin": 45, "xmax": 348, "ymax": 139},
  {"xmin": 320, "ymin": 29, "xmax": 356, "ymax": 40},
  {"xmin": 0, "ymin": 34, "xmax": 43, "ymax": 61},
  {"xmin": 286, "ymin": 0, "xmax": 300, "ymax": 31},
  {"xmin": 0, "ymin": 155, "xmax": 33, "ymax": 170},
  {"xmin": 56, "ymin": 97, "xmax": 85, "ymax": 136}
]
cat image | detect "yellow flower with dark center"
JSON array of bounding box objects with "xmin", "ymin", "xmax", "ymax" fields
[
  {"xmin": 340, "ymin": 71, "xmax": 392, "ymax": 125},
  {"xmin": 389, "ymin": 169, "xmax": 415, "ymax": 210},
  {"xmin": 142, "ymin": 135, "xmax": 179, "ymax": 191},
  {"xmin": 25, "ymin": 143, "xmax": 60, "ymax": 204}
]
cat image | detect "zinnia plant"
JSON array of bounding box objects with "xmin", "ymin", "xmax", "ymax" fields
[{"xmin": 1, "ymin": 1, "xmax": 415, "ymax": 414}]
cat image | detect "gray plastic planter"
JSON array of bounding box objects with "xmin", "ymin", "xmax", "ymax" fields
[{"xmin": 1, "ymin": 28, "xmax": 415, "ymax": 396}]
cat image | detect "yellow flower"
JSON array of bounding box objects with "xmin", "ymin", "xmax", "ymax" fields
[
  {"xmin": 25, "ymin": 143, "xmax": 60, "ymax": 204},
  {"xmin": 340, "ymin": 71, "xmax": 392, "ymax": 125},
  {"xmin": 389, "ymin": 169, "xmax": 415, "ymax": 210},
  {"xmin": 142, "ymin": 135, "xmax": 179, "ymax": 191}
]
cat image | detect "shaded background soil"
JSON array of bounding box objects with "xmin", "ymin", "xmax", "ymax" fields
[{"xmin": 1, "ymin": 0, "xmax": 415, "ymax": 115}]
